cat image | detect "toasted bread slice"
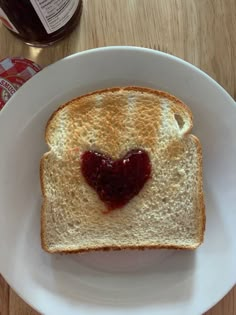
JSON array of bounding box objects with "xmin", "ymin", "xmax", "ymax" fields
[{"xmin": 40, "ymin": 87, "xmax": 205, "ymax": 253}]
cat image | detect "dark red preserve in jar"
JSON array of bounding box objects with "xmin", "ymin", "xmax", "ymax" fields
[{"xmin": 0, "ymin": 0, "xmax": 82, "ymax": 47}]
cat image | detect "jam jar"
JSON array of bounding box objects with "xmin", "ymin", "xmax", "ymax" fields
[
  {"xmin": 0, "ymin": 0, "xmax": 82, "ymax": 47},
  {"xmin": 0, "ymin": 57, "xmax": 42, "ymax": 110}
]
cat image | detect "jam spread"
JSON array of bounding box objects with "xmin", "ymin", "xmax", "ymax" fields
[
  {"xmin": 0, "ymin": 0, "xmax": 82, "ymax": 46},
  {"xmin": 81, "ymin": 149, "xmax": 151, "ymax": 211}
]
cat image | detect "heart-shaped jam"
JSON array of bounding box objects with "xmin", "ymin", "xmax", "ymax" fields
[{"xmin": 81, "ymin": 149, "xmax": 151, "ymax": 211}]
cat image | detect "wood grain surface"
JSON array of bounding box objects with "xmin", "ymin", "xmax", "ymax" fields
[{"xmin": 0, "ymin": 1, "xmax": 235, "ymax": 314}]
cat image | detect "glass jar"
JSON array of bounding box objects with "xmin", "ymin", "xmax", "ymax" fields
[{"xmin": 0, "ymin": 0, "xmax": 82, "ymax": 47}]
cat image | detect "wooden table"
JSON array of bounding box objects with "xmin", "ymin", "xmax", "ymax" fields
[{"xmin": 0, "ymin": 1, "xmax": 235, "ymax": 314}]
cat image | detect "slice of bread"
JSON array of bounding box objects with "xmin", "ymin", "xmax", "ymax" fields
[{"xmin": 40, "ymin": 86, "xmax": 205, "ymax": 253}]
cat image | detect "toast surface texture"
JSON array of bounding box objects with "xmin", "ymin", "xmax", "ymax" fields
[{"xmin": 40, "ymin": 87, "xmax": 205, "ymax": 253}]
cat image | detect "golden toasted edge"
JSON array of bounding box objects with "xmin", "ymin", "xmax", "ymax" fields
[
  {"xmin": 40, "ymin": 86, "xmax": 204, "ymax": 252},
  {"xmin": 42, "ymin": 243, "xmax": 200, "ymax": 254},
  {"xmin": 40, "ymin": 153, "xmax": 48, "ymax": 252},
  {"xmin": 45, "ymin": 86, "xmax": 194, "ymax": 143},
  {"xmin": 190, "ymin": 135, "xmax": 206, "ymax": 244}
]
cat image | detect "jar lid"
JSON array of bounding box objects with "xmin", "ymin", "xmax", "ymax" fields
[{"xmin": 0, "ymin": 57, "xmax": 42, "ymax": 110}]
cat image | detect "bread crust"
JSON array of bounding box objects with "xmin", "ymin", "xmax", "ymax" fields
[
  {"xmin": 42, "ymin": 243, "xmax": 201, "ymax": 254},
  {"xmin": 190, "ymin": 134, "xmax": 206, "ymax": 244},
  {"xmin": 45, "ymin": 86, "xmax": 194, "ymax": 144},
  {"xmin": 40, "ymin": 86, "xmax": 205, "ymax": 253}
]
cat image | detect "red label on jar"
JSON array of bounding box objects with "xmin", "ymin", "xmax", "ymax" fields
[{"xmin": 0, "ymin": 57, "xmax": 41, "ymax": 110}]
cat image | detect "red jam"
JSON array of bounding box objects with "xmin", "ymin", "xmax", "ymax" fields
[{"xmin": 81, "ymin": 149, "xmax": 151, "ymax": 211}]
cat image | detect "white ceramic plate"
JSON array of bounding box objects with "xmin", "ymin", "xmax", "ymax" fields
[{"xmin": 0, "ymin": 47, "xmax": 235, "ymax": 315}]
